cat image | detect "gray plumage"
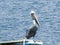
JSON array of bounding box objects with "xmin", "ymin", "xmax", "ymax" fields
[{"xmin": 26, "ymin": 11, "xmax": 39, "ymax": 39}]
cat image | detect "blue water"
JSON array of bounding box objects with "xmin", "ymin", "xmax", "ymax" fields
[{"xmin": 0, "ymin": 0, "xmax": 60, "ymax": 45}]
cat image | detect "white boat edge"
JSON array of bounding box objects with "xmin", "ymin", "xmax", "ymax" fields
[{"xmin": 0, "ymin": 39, "xmax": 43, "ymax": 44}]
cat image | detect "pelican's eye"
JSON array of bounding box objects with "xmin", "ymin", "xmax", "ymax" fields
[{"xmin": 31, "ymin": 13, "xmax": 34, "ymax": 15}]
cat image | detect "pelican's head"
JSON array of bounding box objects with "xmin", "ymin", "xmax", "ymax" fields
[
  {"xmin": 30, "ymin": 11, "xmax": 35, "ymax": 14},
  {"xmin": 30, "ymin": 11, "xmax": 35, "ymax": 16},
  {"xmin": 30, "ymin": 11, "xmax": 40, "ymax": 26}
]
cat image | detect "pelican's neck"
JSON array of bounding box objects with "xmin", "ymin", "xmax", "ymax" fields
[{"xmin": 33, "ymin": 20, "xmax": 38, "ymax": 27}]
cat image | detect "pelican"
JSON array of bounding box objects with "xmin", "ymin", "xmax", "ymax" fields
[{"xmin": 26, "ymin": 11, "xmax": 40, "ymax": 39}]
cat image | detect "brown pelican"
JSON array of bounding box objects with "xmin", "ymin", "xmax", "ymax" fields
[{"xmin": 26, "ymin": 11, "xmax": 40, "ymax": 39}]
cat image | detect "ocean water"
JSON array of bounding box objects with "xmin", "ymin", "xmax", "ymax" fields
[{"xmin": 0, "ymin": 0, "xmax": 60, "ymax": 45}]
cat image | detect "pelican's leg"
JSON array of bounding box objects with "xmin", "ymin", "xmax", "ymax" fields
[
  {"xmin": 32, "ymin": 36, "xmax": 35, "ymax": 42},
  {"xmin": 25, "ymin": 29, "xmax": 28, "ymax": 37},
  {"xmin": 33, "ymin": 37, "xmax": 34, "ymax": 41}
]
